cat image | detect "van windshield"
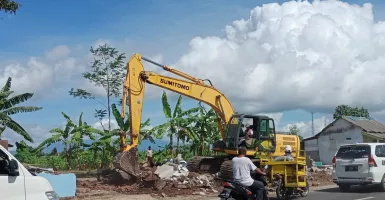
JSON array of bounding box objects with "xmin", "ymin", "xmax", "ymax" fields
[{"xmin": 336, "ymin": 145, "xmax": 371, "ymax": 159}]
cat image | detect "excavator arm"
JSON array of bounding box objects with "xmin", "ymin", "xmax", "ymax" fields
[{"xmin": 114, "ymin": 53, "xmax": 235, "ymax": 179}]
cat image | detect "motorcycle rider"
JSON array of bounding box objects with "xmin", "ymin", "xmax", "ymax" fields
[{"xmin": 232, "ymin": 146, "xmax": 266, "ymax": 199}]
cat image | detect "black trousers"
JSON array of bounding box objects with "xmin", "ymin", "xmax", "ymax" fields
[{"xmin": 248, "ymin": 180, "xmax": 265, "ymax": 199}]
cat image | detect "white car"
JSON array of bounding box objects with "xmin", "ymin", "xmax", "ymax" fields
[
  {"xmin": 0, "ymin": 144, "xmax": 60, "ymax": 200},
  {"xmin": 332, "ymin": 143, "xmax": 385, "ymax": 192}
]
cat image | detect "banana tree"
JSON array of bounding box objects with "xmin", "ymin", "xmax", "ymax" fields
[
  {"xmin": 184, "ymin": 104, "xmax": 221, "ymax": 156},
  {"xmin": 34, "ymin": 112, "xmax": 74, "ymax": 167},
  {"xmin": 152, "ymin": 92, "xmax": 200, "ymax": 156},
  {"xmin": 35, "ymin": 112, "xmax": 104, "ymax": 169},
  {"xmin": 0, "ymin": 77, "xmax": 42, "ymax": 142},
  {"xmin": 93, "ymin": 103, "xmax": 156, "ymax": 167},
  {"xmin": 69, "ymin": 112, "xmax": 105, "ymax": 169}
]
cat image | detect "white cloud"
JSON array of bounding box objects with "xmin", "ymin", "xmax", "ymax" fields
[
  {"xmin": 93, "ymin": 118, "xmax": 119, "ymax": 130},
  {"xmin": 0, "ymin": 45, "xmax": 89, "ymax": 98},
  {"xmin": 172, "ymin": 0, "xmax": 385, "ymax": 113},
  {"xmin": 258, "ymin": 112, "xmax": 283, "ymax": 126},
  {"xmin": 281, "ymin": 116, "xmax": 331, "ymax": 139},
  {"xmin": 45, "ymin": 45, "xmax": 70, "ymax": 60},
  {"xmin": 0, "ymin": 58, "xmax": 54, "ymax": 96},
  {"xmin": 1, "ymin": 124, "xmax": 52, "ymax": 150}
]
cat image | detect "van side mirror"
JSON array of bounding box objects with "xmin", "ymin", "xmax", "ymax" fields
[{"xmin": 8, "ymin": 159, "xmax": 19, "ymax": 176}]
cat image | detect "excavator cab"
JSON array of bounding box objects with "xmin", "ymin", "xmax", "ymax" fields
[{"xmin": 223, "ymin": 114, "xmax": 277, "ymax": 154}]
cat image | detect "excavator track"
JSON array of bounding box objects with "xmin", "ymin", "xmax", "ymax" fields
[{"xmin": 187, "ymin": 156, "xmax": 227, "ymax": 174}]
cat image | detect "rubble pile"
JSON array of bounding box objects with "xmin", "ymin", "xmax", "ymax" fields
[
  {"xmin": 307, "ymin": 165, "xmax": 333, "ymax": 187},
  {"xmin": 75, "ymin": 155, "xmax": 337, "ymax": 198},
  {"xmin": 76, "ymin": 155, "xmax": 222, "ymax": 197}
]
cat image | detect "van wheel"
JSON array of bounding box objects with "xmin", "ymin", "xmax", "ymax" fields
[
  {"xmin": 338, "ymin": 184, "xmax": 350, "ymax": 192},
  {"xmin": 379, "ymin": 174, "xmax": 385, "ymax": 192}
]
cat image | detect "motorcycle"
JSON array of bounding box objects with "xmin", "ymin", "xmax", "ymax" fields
[{"xmin": 218, "ymin": 165, "xmax": 270, "ymax": 200}]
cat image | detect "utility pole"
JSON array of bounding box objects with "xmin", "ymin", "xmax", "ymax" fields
[{"xmin": 311, "ymin": 112, "xmax": 314, "ymax": 136}]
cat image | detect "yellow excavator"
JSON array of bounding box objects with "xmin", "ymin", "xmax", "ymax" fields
[{"xmin": 113, "ymin": 53, "xmax": 302, "ymax": 180}]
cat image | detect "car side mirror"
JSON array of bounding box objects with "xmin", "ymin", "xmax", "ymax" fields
[{"xmin": 8, "ymin": 159, "xmax": 19, "ymax": 176}]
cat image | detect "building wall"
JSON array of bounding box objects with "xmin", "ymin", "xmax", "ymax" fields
[
  {"xmin": 304, "ymin": 139, "xmax": 318, "ymax": 151},
  {"xmin": 318, "ymin": 119, "xmax": 363, "ymax": 165},
  {"xmin": 304, "ymin": 138, "xmax": 320, "ymax": 161}
]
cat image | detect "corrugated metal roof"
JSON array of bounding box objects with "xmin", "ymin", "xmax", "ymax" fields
[
  {"xmin": 303, "ymin": 116, "xmax": 385, "ymax": 141},
  {"xmin": 343, "ymin": 116, "xmax": 385, "ymax": 133}
]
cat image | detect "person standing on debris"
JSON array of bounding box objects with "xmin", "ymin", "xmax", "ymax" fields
[{"xmin": 146, "ymin": 146, "xmax": 154, "ymax": 167}]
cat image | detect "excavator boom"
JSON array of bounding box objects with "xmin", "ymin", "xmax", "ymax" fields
[{"xmin": 114, "ymin": 54, "xmax": 235, "ymax": 179}]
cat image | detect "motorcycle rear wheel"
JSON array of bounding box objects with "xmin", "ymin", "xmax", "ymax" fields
[{"xmin": 299, "ymin": 180, "xmax": 310, "ymax": 197}]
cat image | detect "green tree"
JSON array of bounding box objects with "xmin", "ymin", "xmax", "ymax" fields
[
  {"xmin": 333, "ymin": 104, "xmax": 370, "ymax": 119},
  {"xmin": 14, "ymin": 140, "xmax": 37, "ymax": 163},
  {"xmin": 152, "ymin": 92, "xmax": 199, "ymax": 155},
  {"xmin": 184, "ymin": 104, "xmax": 220, "ymax": 156},
  {"xmin": 69, "ymin": 44, "xmax": 126, "ymax": 132},
  {"xmin": 92, "ymin": 103, "xmax": 156, "ymax": 167},
  {"xmin": 0, "ymin": 77, "xmax": 42, "ymax": 142},
  {"xmin": 0, "ymin": 0, "xmax": 20, "ymax": 14},
  {"xmin": 289, "ymin": 124, "xmax": 300, "ymax": 136},
  {"xmin": 288, "ymin": 124, "xmax": 303, "ymax": 140},
  {"xmin": 68, "ymin": 112, "xmax": 104, "ymax": 168},
  {"xmin": 35, "ymin": 112, "xmax": 103, "ymax": 168}
]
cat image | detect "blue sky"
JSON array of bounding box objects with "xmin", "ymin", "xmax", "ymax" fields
[{"xmin": 2, "ymin": 0, "xmax": 385, "ymax": 150}]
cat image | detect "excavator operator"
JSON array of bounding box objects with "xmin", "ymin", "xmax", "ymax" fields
[
  {"xmin": 232, "ymin": 146, "xmax": 266, "ymax": 199},
  {"xmin": 239, "ymin": 124, "xmax": 254, "ymax": 148}
]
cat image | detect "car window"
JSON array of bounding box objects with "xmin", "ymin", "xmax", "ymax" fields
[
  {"xmin": 0, "ymin": 149, "xmax": 9, "ymax": 175},
  {"xmin": 336, "ymin": 145, "xmax": 371, "ymax": 159},
  {"xmin": 375, "ymin": 145, "xmax": 385, "ymax": 157}
]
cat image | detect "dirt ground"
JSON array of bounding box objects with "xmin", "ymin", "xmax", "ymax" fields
[
  {"xmin": 60, "ymin": 170, "xmax": 333, "ymax": 200},
  {"xmin": 308, "ymin": 170, "xmax": 333, "ymax": 187}
]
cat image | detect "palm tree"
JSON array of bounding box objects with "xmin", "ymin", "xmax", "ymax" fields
[
  {"xmin": 152, "ymin": 92, "xmax": 199, "ymax": 156},
  {"xmin": 0, "ymin": 77, "xmax": 42, "ymax": 142}
]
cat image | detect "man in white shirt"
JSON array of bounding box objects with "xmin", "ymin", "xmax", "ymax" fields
[{"xmin": 232, "ymin": 146, "xmax": 265, "ymax": 199}]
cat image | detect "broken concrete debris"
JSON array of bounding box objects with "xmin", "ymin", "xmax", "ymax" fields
[
  {"xmin": 149, "ymin": 154, "xmax": 222, "ymax": 192},
  {"xmin": 154, "ymin": 154, "xmax": 189, "ymax": 180},
  {"xmin": 154, "ymin": 164, "xmax": 174, "ymax": 179}
]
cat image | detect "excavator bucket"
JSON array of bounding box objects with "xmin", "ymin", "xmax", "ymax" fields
[{"xmin": 113, "ymin": 147, "xmax": 141, "ymax": 180}]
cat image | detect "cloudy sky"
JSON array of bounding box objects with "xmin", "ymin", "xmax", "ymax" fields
[{"xmin": 2, "ymin": 0, "xmax": 385, "ymax": 149}]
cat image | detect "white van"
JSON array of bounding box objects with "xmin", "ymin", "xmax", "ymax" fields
[
  {"xmin": 332, "ymin": 143, "xmax": 385, "ymax": 192},
  {"xmin": 0, "ymin": 144, "xmax": 59, "ymax": 200}
]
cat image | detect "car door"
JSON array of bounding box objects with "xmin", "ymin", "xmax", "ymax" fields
[
  {"xmin": 335, "ymin": 144, "xmax": 370, "ymax": 179},
  {"xmin": 0, "ymin": 149, "xmax": 25, "ymax": 200},
  {"xmin": 374, "ymin": 145, "xmax": 385, "ymax": 178}
]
